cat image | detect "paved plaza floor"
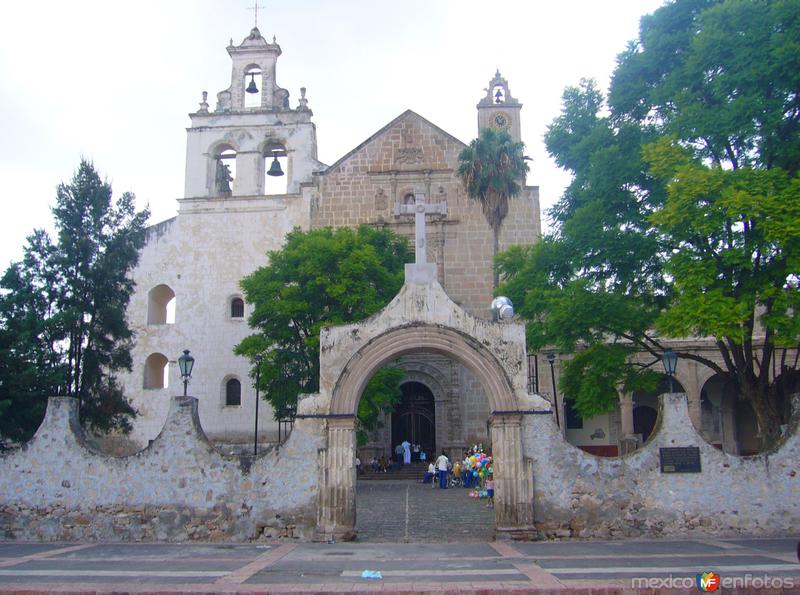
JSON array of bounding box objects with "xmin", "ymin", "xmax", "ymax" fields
[
  {"xmin": 0, "ymin": 480, "xmax": 797, "ymax": 592},
  {"xmin": 355, "ymin": 478, "xmax": 495, "ymax": 542},
  {"xmin": 0, "ymin": 536, "xmax": 797, "ymax": 593}
]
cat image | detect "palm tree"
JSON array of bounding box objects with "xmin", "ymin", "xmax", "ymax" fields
[{"xmin": 457, "ymin": 127, "xmax": 529, "ymax": 289}]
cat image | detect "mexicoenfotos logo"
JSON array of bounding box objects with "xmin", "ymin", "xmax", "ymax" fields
[{"xmin": 696, "ymin": 571, "xmax": 721, "ymax": 592}]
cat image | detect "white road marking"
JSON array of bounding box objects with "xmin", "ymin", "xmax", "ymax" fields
[
  {"xmin": 341, "ymin": 568, "xmax": 522, "ymax": 577},
  {"xmin": 548, "ymin": 564, "xmax": 800, "ymax": 575},
  {"xmin": 0, "ymin": 570, "xmax": 228, "ymax": 577}
]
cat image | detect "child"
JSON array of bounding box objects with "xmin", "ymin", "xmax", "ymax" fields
[{"xmin": 485, "ymin": 470, "xmax": 494, "ymax": 508}]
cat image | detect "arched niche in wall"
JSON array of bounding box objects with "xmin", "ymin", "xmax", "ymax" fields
[
  {"xmin": 143, "ymin": 353, "xmax": 169, "ymax": 389},
  {"xmin": 147, "ymin": 285, "xmax": 175, "ymax": 325}
]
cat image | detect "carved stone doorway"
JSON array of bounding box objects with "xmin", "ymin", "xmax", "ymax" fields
[{"xmin": 391, "ymin": 381, "xmax": 436, "ymax": 459}]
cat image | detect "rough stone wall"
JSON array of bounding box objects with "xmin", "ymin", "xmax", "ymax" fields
[
  {"xmin": 0, "ymin": 396, "xmax": 323, "ymax": 542},
  {"xmin": 311, "ymin": 111, "xmax": 540, "ymax": 317},
  {"xmin": 525, "ymin": 393, "xmax": 800, "ymax": 539}
]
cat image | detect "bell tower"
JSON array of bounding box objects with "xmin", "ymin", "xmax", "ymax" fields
[
  {"xmin": 183, "ymin": 27, "xmax": 321, "ymax": 199},
  {"xmin": 476, "ymin": 71, "xmax": 522, "ymax": 142}
]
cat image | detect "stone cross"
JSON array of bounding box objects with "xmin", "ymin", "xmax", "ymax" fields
[{"xmin": 397, "ymin": 191, "xmax": 447, "ymax": 265}]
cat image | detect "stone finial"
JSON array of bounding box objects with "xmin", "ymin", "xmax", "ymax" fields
[
  {"xmin": 198, "ymin": 91, "xmax": 209, "ymax": 114},
  {"xmin": 297, "ymin": 86, "xmax": 310, "ymax": 111}
]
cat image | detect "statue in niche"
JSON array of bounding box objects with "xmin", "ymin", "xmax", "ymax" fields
[{"xmin": 215, "ymin": 160, "xmax": 233, "ymax": 194}]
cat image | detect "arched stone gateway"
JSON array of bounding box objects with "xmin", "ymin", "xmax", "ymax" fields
[{"xmin": 304, "ymin": 271, "xmax": 550, "ymax": 541}]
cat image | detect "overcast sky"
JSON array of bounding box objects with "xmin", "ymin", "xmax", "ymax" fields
[{"xmin": 0, "ymin": 0, "xmax": 666, "ymax": 269}]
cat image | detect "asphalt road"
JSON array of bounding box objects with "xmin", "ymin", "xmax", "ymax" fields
[{"xmin": 0, "ymin": 536, "xmax": 797, "ymax": 593}]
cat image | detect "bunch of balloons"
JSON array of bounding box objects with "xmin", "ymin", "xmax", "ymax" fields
[{"xmin": 465, "ymin": 451, "xmax": 492, "ymax": 482}]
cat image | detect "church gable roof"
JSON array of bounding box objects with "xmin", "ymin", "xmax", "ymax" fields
[{"xmin": 319, "ymin": 110, "xmax": 467, "ymax": 176}]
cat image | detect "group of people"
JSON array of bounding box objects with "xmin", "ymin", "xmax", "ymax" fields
[
  {"xmin": 394, "ymin": 440, "xmax": 427, "ymax": 465},
  {"xmin": 421, "ymin": 445, "xmax": 494, "ymax": 507}
]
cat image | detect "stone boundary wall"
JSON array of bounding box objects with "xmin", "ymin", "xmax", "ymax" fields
[
  {"xmin": 525, "ymin": 393, "xmax": 800, "ymax": 539},
  {"xmin": 0, "ymin": 396, "xmax": 323, "ymax": 542}
]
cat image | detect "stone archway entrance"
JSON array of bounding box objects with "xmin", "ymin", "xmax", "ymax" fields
[{"xmin": 316, "ymin": 323, "xmax": 535, "ymax": 541}]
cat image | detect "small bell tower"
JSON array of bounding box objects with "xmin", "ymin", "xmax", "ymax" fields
[
  {"xmin": 183, "ymin": 26, "xmax": 321, "ymax": 199},
  {"xmin": 477, "ymin": 71, "xmax": 522, "ymax": 142}
]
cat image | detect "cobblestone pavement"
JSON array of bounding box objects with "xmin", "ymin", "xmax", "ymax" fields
[
  {"xmin": 0, "ymin": 537, "xmax": 798, "ymax": 593},
  {"xmin": 355, "ymin": 479, "xmax": 495, "ymax": 542}
]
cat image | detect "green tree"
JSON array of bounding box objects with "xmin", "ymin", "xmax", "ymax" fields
[
  {"xmin": 457, "ymin": 127, "xmax": 530, "ymax": 288},
  {"xmin": 499, "ymin": 0, "xmax": 800, "ymax": 447},
  {"xmin": 0, "ymin": 160, "xmax": 149, "ymax": 443},
  {"xmin": 235, "ymin": 226, "xmax": 411, "ymax": 428}
]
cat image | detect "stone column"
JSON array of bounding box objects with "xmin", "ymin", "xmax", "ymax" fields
[
  {"xmin": 316, "ymin": 416, "xmax": 357, "ymax": 541},
  {"xmin": 234, "ymin": 150, "xmax": 263, "ymax": 195},
  {"xmin": 618, "ymin": 392, "xmax": 639, "ymax": 455},
  {"xmin": 489, "ymin": 414, "xmax": 535, "ymax": 539}
]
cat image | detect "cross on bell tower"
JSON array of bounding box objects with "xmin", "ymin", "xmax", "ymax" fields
[{"xmin": 248, "ymin": 2, "xmax": 265, "ymax": 28}]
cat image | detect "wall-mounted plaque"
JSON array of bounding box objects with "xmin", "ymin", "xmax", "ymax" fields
[{"xmin": 659, "ymin": 447, "xmax": 701, "ymax": 473}]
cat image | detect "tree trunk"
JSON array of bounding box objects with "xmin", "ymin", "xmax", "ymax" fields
[
  {"xmin": 742, "ymin": 381, "xmax": 784, "ymax": 450},
  {"xmin": 492, "ymin": 224, "xmax": 500, "ymax": 290}
]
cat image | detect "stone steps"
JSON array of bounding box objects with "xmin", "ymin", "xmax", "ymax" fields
[{"xmin": 358, "ymin": 463, "xmax": 428, "ymax": 481}]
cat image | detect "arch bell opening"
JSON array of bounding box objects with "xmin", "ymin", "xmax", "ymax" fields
[{"xmin": 304, "ymin": 278, "xmax": 549, "ymax": 542}]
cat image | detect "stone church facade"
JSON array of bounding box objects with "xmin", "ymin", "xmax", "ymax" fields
[
  {"xmin": 118, "ymin": 25, "xmax": 786, "ymax": 461},
  {"xmin": 119, "ymin": 26, "xmax": 540, "ymax": 456}
]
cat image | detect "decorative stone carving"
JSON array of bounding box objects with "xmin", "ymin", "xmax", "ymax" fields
[{"xmin": 396, "ymin": 147, "xmax": 423, "ymax": 164}]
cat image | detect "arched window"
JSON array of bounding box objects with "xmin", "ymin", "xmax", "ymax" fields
[
  {"xmin": 225, "ymin": 378, "xmax": 242, "ymax": 406},
  {"xmin": 230, "ymin": 297, "xmax": 245, "ymax": 318},
  {"xmin": 144, "ymin": 353, "xmax": 169, "ymax": 389},
  {"xmin": 213, "ymin": 146, "xmax": 237, "ymax": 195},
  {"xmin": 147, "ymin": 285, "xmax": 175, "ymax": 325}
]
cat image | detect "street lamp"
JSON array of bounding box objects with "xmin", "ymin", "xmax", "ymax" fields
[
  {"xmin": 178, "ymin": 349, "xmax": 194, "ymax": 397},
  {"xmin": 546, "ymin": 351, "xmax": 560, "ymax": 428},
  {"xmin": 662, "ymin": 349, "xmax": 678, "ymax": 393},
  {"xmin": 254, "ymin": 354, "xmax": 263, "ymax": 456}
]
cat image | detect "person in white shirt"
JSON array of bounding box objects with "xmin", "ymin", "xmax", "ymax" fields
[{"xmin": 435, "ymin": 451, "xmax": 450, "ymax": 489}]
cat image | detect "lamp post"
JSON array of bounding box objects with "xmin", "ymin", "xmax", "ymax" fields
[
  {"xmin": 254, "ymin": 354, "xmax": 263, "ymax": 456},
  {"xmin": 178, "ymin": 349, "xmax": 194, "ymax": 397},
  {"xmin": 662, "ymin": 349, "xmax": 678, "ymax": 393},
  {"xmin": 546, "ymin": 351, "xmax": 560, "ymax": 428}
]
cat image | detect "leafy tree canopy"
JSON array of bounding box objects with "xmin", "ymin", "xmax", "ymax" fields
[
  {"xmin": 235, "ymin": 226, "xmax": 411, "ymax": 427},
  {"xmin": 0, "ymin": 160, "xmax": 149, "ymax": 444},
  {"xmin": 499, "ymin": 0, "xmax": 800, "ymax": 445}
]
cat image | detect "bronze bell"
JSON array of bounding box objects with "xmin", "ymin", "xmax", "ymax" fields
[
  {"xmin": 246, "ymin": 73, "xmax": 258, "ymax": 94},
  {"xmin": 267, "ymin": 156, "xmax": 284, "ymax": 177}
]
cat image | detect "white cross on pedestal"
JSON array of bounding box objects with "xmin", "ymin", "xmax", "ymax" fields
[{"xmin": 397, "ymin": 191, "xmax": 447, "ymax": 266}]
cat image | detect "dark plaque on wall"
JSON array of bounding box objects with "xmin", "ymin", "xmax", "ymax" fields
[{"xmin": 660, "ymin": 447, "xmax": 701, "ymax": 473}]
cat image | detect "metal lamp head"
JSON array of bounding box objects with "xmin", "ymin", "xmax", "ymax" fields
[
  {"xmin": 662, "ymin": 349, "xmax": 678, "ymax": 376},
  {"xmin": 490, "ymin": 296, "xmax": 514, "ymax": 320},
  {"xmin": 546, "ymin": 351, "xmax": 556, "ymax": 365},
  {"xmin": 178, "ymin": 349, "xmax": 195, "ymax": 379}
]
